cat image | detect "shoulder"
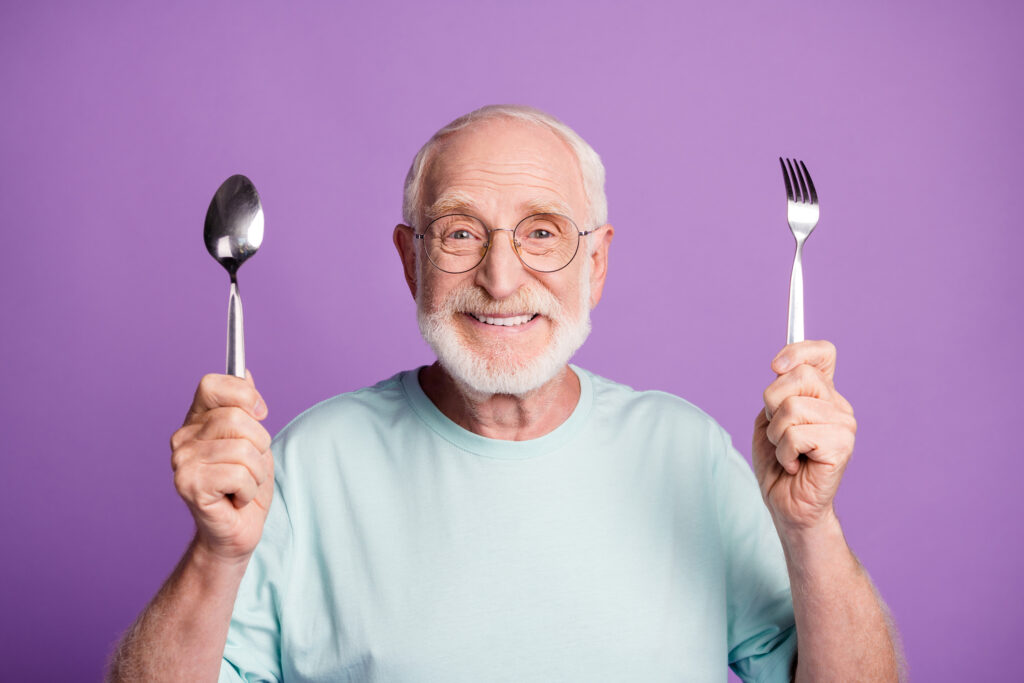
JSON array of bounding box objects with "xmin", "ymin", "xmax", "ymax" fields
[
  {"xmin": 579, "ymin": 366, "xmax": 726, "ymax": 440},
  {"xmin": 272, "ymin": 370, "xmax": 412, "ymax": 447}
]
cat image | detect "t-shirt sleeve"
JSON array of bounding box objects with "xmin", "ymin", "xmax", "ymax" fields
[
  {"xmin": 710, "ymin": 422, "xmax": 797, "ymax": 683},
  {"xmin": 218, "ymin": 464, "xmax": 293, "ymax": 683}
]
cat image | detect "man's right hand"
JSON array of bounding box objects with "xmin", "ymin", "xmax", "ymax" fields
[{"xmin": 170, "ymin": 371, "xmax": 273, "ymax": 564}]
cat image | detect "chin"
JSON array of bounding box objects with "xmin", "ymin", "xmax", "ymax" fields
[{"xmin": 419, "ymin": 311, "xmax": 592, "ymax": 398}]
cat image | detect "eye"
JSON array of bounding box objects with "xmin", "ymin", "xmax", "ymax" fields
[
  {"xmin": 528, "ymin": 228, "xmax": 554, "ymax": 239},
  {"xmin": 449, "ymin": 229, "xmax": 474, "ymax": 240}
]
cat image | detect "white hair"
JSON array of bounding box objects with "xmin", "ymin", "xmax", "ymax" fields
[{"xmin": 402, "ymin": 104, "xmax": 608, "ymax": 230}]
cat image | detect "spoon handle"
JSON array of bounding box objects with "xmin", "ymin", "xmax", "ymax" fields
[{"xmin": 227, "ymin": 280, "xmax": 245, "ymax": 378}]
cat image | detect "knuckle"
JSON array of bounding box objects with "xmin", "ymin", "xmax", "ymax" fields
[
  {"xmin": 169, "ymin": 426, "xmax": 187, "ymax": 451},
  {"xmin": 173, "ymin": 468, "xmax": 194, "ymax": 498},
  {"xmin": 793, "ymin": 364, "xmax": 815, "ymax": 381},
  {"xmin": 198, "ymin": 439, "xmax": 226, "ymax": 461},
  {"xmin": 230, "ymin": 406, "xmax": 257, "ymax": 431},
  {"xmin": 257, "ymin": 426, "xmax": 273, "ymax": 451},
  {"xmin": 236, "ymin": 465, "xmax": 257, "ymax": 492},
  {"xmin": 198, "ymin": 373, "xmax": 221, "ymax": 395},
  {"xmin": 227, "ymin": 463, "xmax": 247, "ymax": 485},
  {"xmin": 775, "ymin": 395, "xmax": 797, "ymax": 418},
  {"xmin": 239, "ymin": 437, "xmax": 259, "ymax": 456},
  {"xmin": 170, "ymin": 442, "xmax": 194, "ymax": 471},
  {"xmin": 777, "ymin": 425, "xmax": 798, "ymax": 449},
  {"xmin": 194, "ymin": 416, "xmax": 215, "ymax": 440},
  {"xmin": 229, "ymin": 438, "xmax": 258, "ymax": 463},
  {"xmin": 209, "ymin": 406, "xmax": 245, "ymax": 433}
]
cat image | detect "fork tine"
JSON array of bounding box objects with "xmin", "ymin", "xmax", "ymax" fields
[
  {"xmin": 788, "ymin": 158, "xmax": 807, "ymax": 204},
  {"xmin": 799, "ymin": 160, "xmax": 817, "ymax": 205},
  {"xmin": 779, "ymin": 157, "xmax": 794, "ymax": 202}
]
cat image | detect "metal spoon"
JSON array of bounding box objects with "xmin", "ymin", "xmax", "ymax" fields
[{"xmin": 203, "ymin": 174, "xmax": 264, "ymax": 378}]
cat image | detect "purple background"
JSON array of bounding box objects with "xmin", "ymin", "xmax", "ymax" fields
[{"xmin": 1, "ymin": 1, "xmax": 1020, "ymax": 680}]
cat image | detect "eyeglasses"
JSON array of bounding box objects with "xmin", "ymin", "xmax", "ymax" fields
[{"xmin": 414, "ymin": 213, "xmax": 601, "ymax": 274}]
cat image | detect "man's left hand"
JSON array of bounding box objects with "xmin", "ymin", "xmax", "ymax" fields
[{"xmin": 753, "ymin": 340, "xmax": 857, "ymax": 534}]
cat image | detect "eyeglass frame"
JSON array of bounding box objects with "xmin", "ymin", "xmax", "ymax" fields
[{"xmin": 412, "ymin": 212, "xmax": 604, "ymax": 274}]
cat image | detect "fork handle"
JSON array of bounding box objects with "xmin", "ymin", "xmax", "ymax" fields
[{"xmin": 787, "ymin": 243, "xmax": 805, "ymax": 344}]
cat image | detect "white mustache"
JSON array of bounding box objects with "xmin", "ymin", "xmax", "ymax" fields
[{"xmin": 440, "ymin": 284, "xmax": 563, "ymax": 321}]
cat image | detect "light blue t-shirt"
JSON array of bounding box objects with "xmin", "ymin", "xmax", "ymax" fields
[{"xmin": 220, "ymin": 366, "xmax": 797, "ymax": 682}]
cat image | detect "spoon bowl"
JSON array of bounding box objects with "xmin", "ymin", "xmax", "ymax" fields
[
  {"xmin": 204, "ymin": 174, "xmax": 264, "ymax": 377},
  {"xmin": 204, "ymin": 174, "xmax": 264, "ymax": 276}
]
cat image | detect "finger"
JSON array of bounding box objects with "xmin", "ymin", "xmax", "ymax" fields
[
  {"xmin": 199, "ymin": 462, "xmax": 260, "ymax": 509},
  {"xmin": 193, "ymin": 406, "xmax": 273, "ymax": 453},
  {"xmin": 260, "ymin": 447, "xmax": 274, "ymax": 485},
  {"xmin": 197, "ymin": 439, "xmax": 270, "ymax": 487},
  {"xmin": 775, "ymin": 423, "xmax": 855, "ymax": 474},
  {"xmin": 171, "ymin": 436, "xmax": 269, "ymax": 487},
  {"xmin": 771, "ymin": 340, "xmax": 837, "ymax": 382},
  {"xmin": 185, "ymin": 373, "xmax": 268, "ymax": 425},
  {"xmin": 251, "ymin": 448, "xmax": 275, "ymax": 510},
  {"xmin": 763, "ymin": 364, "xmax": 832, "ymax": 418},
  {"xmin": 766, "ymin": 396, "xmax": 856, "ymax": 446},
  {"xmin": 170, "ymin": 423, "xmax": 200, "ymax": 452}
]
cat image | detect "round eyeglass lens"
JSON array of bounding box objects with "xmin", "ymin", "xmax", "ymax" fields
[
  {"xmin": 514, "ymin": 214, "xmax": 580, "ymax": 272},
  {"xmin": 423, "ymin": 215, "xmax": 488, "ymax": 273}
]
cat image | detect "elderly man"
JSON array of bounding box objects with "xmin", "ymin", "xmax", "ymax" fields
[{"xmin": 110, "ymin": 105, "xmax": 901, "ymax": 681}]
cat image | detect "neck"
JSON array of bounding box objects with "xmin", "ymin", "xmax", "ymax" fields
[{"xmin": 418, "ymin": 362, "xmax": 581, "ymax": 441}]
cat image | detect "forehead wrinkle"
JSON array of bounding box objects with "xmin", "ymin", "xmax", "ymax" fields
[
  {"xmin": 423, "ymin": 132, "xmax": 586, "ymax": 222},
  {"xmin": 427, "ymin": 188, "xmax": 573, "ymax": 224},
  {"xmin": 457, "ymin": 162, "xmax": 567, "ymax": 183},
  {"xmin": 426, "ymin": 176, "xmax": 574, "ymax": 220}
]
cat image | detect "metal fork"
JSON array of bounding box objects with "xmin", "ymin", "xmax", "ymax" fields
[{"xmin": 780, "ymin": 158, "xmax": 820, "ymax": 344}]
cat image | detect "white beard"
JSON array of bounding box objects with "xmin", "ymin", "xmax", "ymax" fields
[{"xmin": 417, "ymin": 261, "xmax": 592, "ymax": 398}]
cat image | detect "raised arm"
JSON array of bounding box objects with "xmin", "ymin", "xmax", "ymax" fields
[
  {"xmin": 108, "ymin": 372, "xmax": 273, "ymax": 682},
  {"xmin": 754, "ymin": 341, "xmax": 904, "ymax": 681}
]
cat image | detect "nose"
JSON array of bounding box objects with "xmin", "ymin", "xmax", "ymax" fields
[{"xmin": 474, "ymin": 228, "xmax": 528, "ymax": 299}]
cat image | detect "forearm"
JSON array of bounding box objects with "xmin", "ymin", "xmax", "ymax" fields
[
  {"xmin": 777, "ymin": 512, "xmax": 904, "ymax": 682},
  {"xmin": 107, "ymin": 535, "xmax": 249, "ymax": 682}
]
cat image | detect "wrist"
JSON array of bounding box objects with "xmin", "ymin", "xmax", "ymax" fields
[
  {"xmin": 771, "ymin": 505, "xmax": 841, "ymax": 543},
  {"xmin": 187, "ymin": 534, "xmax": 253, "ymax": 579},
  {"xmin": 773, "ymin": 510, "xmax": 856, "ymax": 581}
]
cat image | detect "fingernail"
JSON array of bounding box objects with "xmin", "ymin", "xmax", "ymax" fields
[
  {"xmin": 774, "ymin": 355, "xmax": 792, "ymax": 372},
  {"xmin": 254, "ymin": 398, "xmax": 267, "ymax": 418}
]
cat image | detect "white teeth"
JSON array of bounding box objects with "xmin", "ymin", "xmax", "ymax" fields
[{"xmin": 470, "ymin": 313, "xmax": 535, "ymax": 326}]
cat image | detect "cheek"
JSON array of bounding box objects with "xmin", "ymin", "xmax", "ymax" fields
[{"xmin": 418, "ymin": 275, "xmax": 464, "ymax": 314}]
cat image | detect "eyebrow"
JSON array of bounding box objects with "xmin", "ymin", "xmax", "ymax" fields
[
  {"xmin": 424, "ymin": 192, "xmax": 574, "ymax": 222},
  {"xmin": 424, "ymin": 191, "xmax": 478, "ymax": 220}
]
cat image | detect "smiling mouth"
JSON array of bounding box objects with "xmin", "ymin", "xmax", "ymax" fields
[{"xmin": 467, "ymin": 312, "xmax": 540, "ymax": 327}]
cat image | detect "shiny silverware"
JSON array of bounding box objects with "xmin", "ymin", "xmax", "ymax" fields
[
  {"xmin": 779, "ymin": 159, "xmax": 819, "ymax": 344},
  {"xmin": 203, "ymin": 175, "xmax": 264, "ymax": 378}
]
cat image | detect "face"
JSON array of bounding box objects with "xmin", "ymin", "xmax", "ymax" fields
[{"xmin": 396, "ymin": 118, "xmax": 613, "ymax": 397}]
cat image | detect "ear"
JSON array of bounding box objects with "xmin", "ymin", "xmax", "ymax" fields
[
  {"xmin": 587, "ymin": 224, "xmax": 614, "ymax": 309},
  {"xmin": 393, "ymin": 224, "xmax": 418, "ymax": 300}
]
